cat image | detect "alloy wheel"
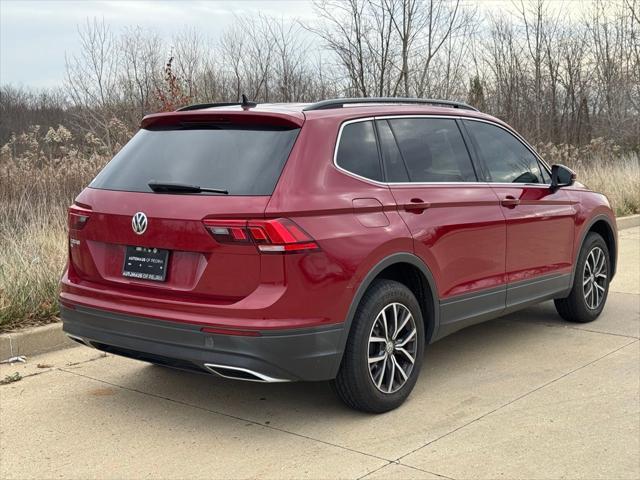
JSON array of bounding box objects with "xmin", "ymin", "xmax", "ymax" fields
[
  {"xmin": 583, "ymin": 246, "xmax": 607, "ymax": 310},
  {"xmin": 367, "ymin": 302, "xmax": 418, "ymax": 394}
]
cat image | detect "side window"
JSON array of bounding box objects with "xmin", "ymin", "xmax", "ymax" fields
[
  {"xmin": 464, "ymin": 120, "xmax": 547, "ymax": 184},
  {"xmin": 336, "ymin": 121, "xmax": 382, "ymax": 181},
  {"xmin": 376, "ymin": 120, "xmax": 409, "ymax": 182},
  {"xmin": 386, "ymin": 118, "xmax": 476, "ymax": 182},
  {"xmin": 539, "ymin": 163, "xmax": 551, "ymax": 183}
]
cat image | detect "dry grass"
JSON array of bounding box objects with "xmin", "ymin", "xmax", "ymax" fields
[
  {"xmin": 0, "ymin": 206, "xmax": 67, "ymax": 330},
  {"xmin": 538, "ymin": 139, "xmax": 640, "ymax": 216},
  {"xmin": 567, "ymin": 154, "xmax": 640, "ymax": 216},
  {"xmin": 0, "ymin": 154, "xmax": 107, "ymax": 331},
  {"xmin": 0, "ymin": 136, "xmax": 638, "ymax": 332}
]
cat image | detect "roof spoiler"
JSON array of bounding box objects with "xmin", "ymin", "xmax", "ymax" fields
[{"xmin": 140, "ymin": 110, "xmax": 304, "ymax": 129}]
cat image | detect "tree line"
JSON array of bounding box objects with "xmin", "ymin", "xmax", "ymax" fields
[{"xmin": 1, "ymin": 0, "xmax": 638, "ymax": 155}]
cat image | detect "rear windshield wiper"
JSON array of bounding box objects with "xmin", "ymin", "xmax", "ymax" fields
[{"xmin": 148, "ymin": 181, "xmax": 228, "ymax": 195}]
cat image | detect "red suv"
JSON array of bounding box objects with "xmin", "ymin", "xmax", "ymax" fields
[{"xmin": 61, "ymin": 98, "xmax": 617, "ymax": 412}]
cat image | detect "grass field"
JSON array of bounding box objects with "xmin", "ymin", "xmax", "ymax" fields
[
  {"xmin": 0, "ymin": 147, "xmax": 638, "ymax": 332},
  {"xmin": 0, "ymin": 154, "xmax": 107, "ymax": 331}
]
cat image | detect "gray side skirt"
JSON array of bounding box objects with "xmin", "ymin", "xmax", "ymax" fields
[{"xmin": 435, "ymin": 273, "xmax": 572, "ymax": 341}]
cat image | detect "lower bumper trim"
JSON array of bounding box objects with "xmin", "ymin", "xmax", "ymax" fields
[{"xmin": 60, "ymin": 304, "xmax": 344, "ymax": 382}]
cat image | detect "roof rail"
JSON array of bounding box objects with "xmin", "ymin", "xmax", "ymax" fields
[{"xmin": 303, "ymin": 97, "xmax": 478, "ymax": 112}]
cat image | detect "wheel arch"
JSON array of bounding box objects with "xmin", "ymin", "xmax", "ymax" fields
[
  {"xmin": 575, "ymin": 214, "xmax": 617, "ymax": 281},
  {"xmin": 332, "ymin": 253, "xmax": 440, "ymax": 374}
]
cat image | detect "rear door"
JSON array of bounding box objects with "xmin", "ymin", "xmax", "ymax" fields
[
  {"xmin": 463, "ymin": 119, "xmax": 576, "ymax": 307},
  {"xmin": 69, "ymin": 122, "xmax": 300, "ymax": 302},
  {"xmin": 377, "ymin": 117, "xmax": 507, "ymax": 335}
]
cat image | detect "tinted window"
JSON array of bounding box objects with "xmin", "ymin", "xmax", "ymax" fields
[
  {"xmin": 90, "ymin": 126, "xmax": 299, "ymax": 195},
  {"xmin": 376, "ymin": 120, "xmax": 410, "ymax": 182},
  {"xmin": 539, "ymin": 163, "xmax": 551, "ymax": 183},
  {"xmin": 336, "ymin": 121, "xmax": 382, "ymax": 181},
  {"xmin": 387, "ymin": 118, "xmax": 476, "ymax": 182},
  {"xmin": 464, "ymin": 120, "xmax": 547, "ymax": 184}
]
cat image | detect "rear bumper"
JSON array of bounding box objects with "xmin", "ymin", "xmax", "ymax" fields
[{"xmin": 61, "ymin": 304, "xmax": 344, "ymax": 382}]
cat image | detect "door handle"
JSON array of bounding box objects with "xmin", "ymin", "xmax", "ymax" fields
[
  {"xmin": 403, "ymin": 198, "xmax": 431, "ymax": 212},
  {"xmin": 501, "ymin": 195, "xmax": 520, "ymax": 207}
]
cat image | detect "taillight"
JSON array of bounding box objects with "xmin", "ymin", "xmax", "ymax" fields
[
  {"xmin": 249, "ymin": 218, "xmax": 319, "ymax": 253},
  {"xmin": 68, "ymin": 205, "xmax": 92, "ymax": 230},
  {"xmin": 201, "ymin": 219, "xmax": 251, "ymax": 244},
  {"xmin": 203, "ymin": 218, "xmax": 319, "ymax": 253}
]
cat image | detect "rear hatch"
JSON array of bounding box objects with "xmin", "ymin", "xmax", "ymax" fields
[{"xmin": 68, "ymin": 111, "xmax": 302, "ymax": 303}]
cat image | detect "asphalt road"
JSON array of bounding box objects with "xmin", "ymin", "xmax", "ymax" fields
[{"xmin": 1, "ymin": 227, "xmax": 638, "ymax": 480}]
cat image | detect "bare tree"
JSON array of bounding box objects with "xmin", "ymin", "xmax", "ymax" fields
[
  {"xmin": 310, "ymin": 0, "xmax": 377, "ymax": 96},
  {"xmin": 120, "ymin": 26, "xmax": 163, "ymax": 119},
  {"xmin": 268, "ymin": 19, "xmax": 314, "ymax": 101},
  {"xmin": 65, "ymin": 19, "xmax": 121, "ymax": 152},
  {"xmin": 172, "ymin": 28, "xmax": 205, "ymax": 100},
  {"xmin": 412, "ymin": 0, "xmax": 469, "ymax": 97},
  {"xmin": 1, "ymin": 1, "xmax": 633, "ymax": 153}
]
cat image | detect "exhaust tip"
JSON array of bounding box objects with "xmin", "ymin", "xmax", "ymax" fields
[
  {"xmin": 66, "ymin": 334, "xmax": 94, "ymax": 348},
  {"xmin": 203, "ymin": 363, "xmax": 288, "ymax": 383}
]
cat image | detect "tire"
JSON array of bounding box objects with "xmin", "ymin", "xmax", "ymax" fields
[
  {"xmin": 332, "ymin": 279, "xmax": 425, "ymax": 413},
  {"xmin": 554, "ymin": 232, "xmax": 610, "ymax": 323}
]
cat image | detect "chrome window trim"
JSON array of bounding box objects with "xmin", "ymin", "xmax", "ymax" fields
[
  {"xmin": 333, "ymin": 117, "xmax": 384, "ymax": 186},
  {"xmin": 332, "ymin": 114, "xmax": 553, "ymax": 187}
]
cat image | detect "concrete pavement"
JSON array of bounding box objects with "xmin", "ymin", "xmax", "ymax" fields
[{"xmin": 1, "ymin": 228, "xmax": 638, "ymax": 479}]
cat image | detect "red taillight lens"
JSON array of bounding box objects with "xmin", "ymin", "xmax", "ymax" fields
[
  {"xmin": 202, "ymin": 218, "xmax": 319, "ymax": 253},
  {"xmin": 68, "ymin": 206, "xmax": 91, "ymax": 230},
  {"xmin": 249, "ymin": 218, "xmax": 319, "ymax": 253}
]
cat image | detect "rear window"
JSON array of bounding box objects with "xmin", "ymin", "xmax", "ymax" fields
[{"xmin": 90, "ymin": 126, "xmax": 300, "ymax": 195}]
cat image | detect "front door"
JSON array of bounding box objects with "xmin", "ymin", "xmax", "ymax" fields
[{"xmin": 463, "ymin": 119, "xmax": 577, "ymax": 308}]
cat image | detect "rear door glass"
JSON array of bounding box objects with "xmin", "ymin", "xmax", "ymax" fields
[
  {"xmin": 335, "ymin": 121, "xmax": 383, "ymax": 182},
  {"xmin": 90, "ymin": 126, "xmax": 300, "ymax": 196},
  {"xmin": 385, "ymin": 118, "xmax": 476, "ymax": 182}
]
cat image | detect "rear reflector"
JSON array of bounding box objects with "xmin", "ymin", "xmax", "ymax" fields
[
  {"xmin": 200, "ymin": 327, "xmax": 261, "ymax": 337},
  {"xmin": 257, "ymin": 242, "xmax": 319, "ymax": 253},
  {"xmin": 203, "ymin": 218, "xmax": 319, "ymax": 253},
  {"xmin": 68, "ymin": 205, "xmax": 92, "ymax": 230}
]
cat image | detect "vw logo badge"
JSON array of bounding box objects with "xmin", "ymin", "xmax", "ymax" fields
[{"xmin": 132, "ymin": 212, "xmax": 148, "ymax": 235}]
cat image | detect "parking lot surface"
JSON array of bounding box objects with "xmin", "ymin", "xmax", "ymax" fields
[{"xmin": 1, "ymin": 227, "xmax": 638, "ymax": 479}]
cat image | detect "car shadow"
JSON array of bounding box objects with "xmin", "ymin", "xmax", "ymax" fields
[{"xmin": 108, "ymin": 300, "xmax": 575, "ymax": 420}]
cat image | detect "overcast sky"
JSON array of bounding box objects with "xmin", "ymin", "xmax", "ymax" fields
[
  {"xmin": 0, "ymin": 0, "xmax": 318, "ymax": 88},
  {"xmin": 1, "ymin": 0, "xmax": 590, "ymax": 89}
]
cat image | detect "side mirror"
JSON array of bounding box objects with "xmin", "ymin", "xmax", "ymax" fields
[{"xmin": 551, "ymin": 164, "xmax": 576, "ymax": 190}]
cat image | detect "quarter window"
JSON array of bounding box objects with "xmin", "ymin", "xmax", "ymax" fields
[
  {"xmin": 336, "ymin": 121, "xmax": 382, "ymax": 181},
  {"xmin": 464, "ymin": 120, "xmax": 547, "ymax": 184},
  {"xmin": 384, "ymin": 118, "xmax": 476, "ymax": 182}
]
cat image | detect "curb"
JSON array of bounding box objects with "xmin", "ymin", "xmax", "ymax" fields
[
  {"xmin": 2, "ymin": 215, "xmax": 638, "ymax": 361},
  {"xmin": 617, "ymin": 214, "xmax": 640, "ymax": 230},
  {"xmin": 0, "ymin": 322, "xmax": 75, "ymax": 361}
]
